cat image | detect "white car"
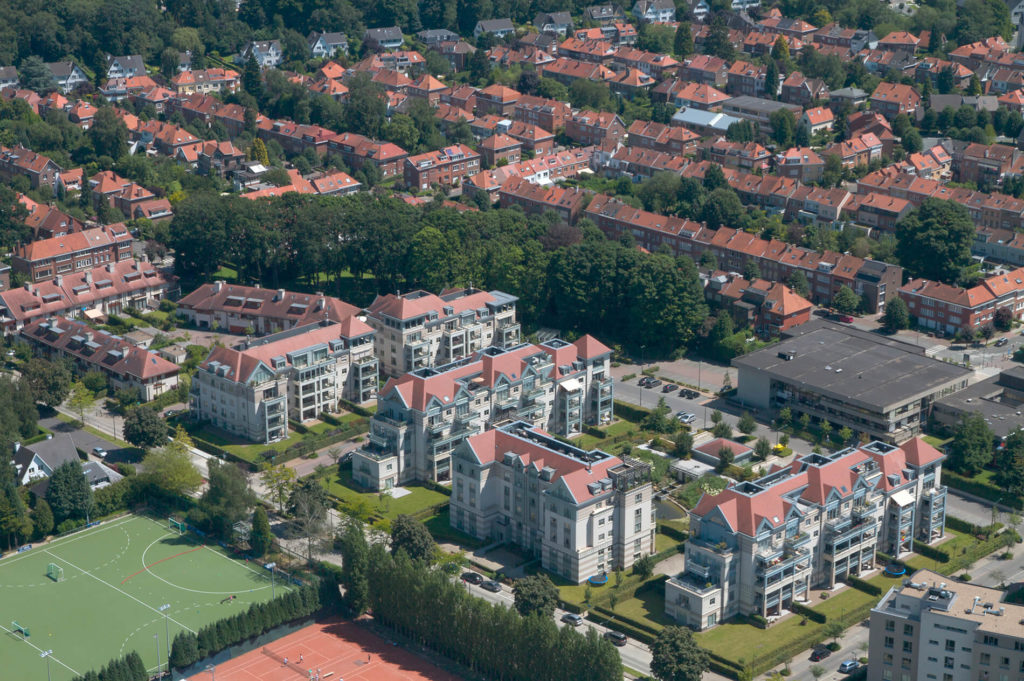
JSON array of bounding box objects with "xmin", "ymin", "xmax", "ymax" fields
[
  {"xmin": 92, "ymin": 446, "xmax": 107, "ymax": 458},
  {"xmin": 675, "ymin": 412, "xmax": 696, "ymax": 424}
]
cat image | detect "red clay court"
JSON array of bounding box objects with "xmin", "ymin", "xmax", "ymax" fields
[{"xmin": 188, "ymin": 619, "xmax": 463, "ymax": 681}]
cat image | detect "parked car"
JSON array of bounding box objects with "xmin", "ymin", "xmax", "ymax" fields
[
  {"xmin": 995, "ymin": 338, "xmax": 1009, "ymax": 347},
  {"xmin": 675, "ymin": 412, "xmax": 696, "ymax": 424},
  {"xmin": 604, "ymin": 631, "xmax": 628, "ymax": 646},
  {"xmin": 810, "ymin": 646, "xmax": 832, "ymax": 661},
  {"xmin": 839, "ymin": 660, "xmax": 860, "ymax": 673},
  {"xmin": 92, "ymin": 446, "xmax": 107, "ymax": 458},
  {"xmin": 681, "ymin": 388, "xmax": 700, "ymax": 399},
  {"xmin": 164, "ymin": 408, "xmax": 183, "ymax": 418},
  {"xmin": 480, "ymin": 580, "xmax": 502, "ymax": 593},
  {"xmin": 561, "ymin": 613, "xmax": 584, "ymax": 626},
  {"xmin": 461, "ymin": 572, "xmax": 484, "ymax": 585},
  {"xmin": 662, "ymin": 383, "xmax": 678, "ymax": 393},
  {"xmin": 838, "ymin": 314, "xmax": 854, "ymax": 323},
  {"xmin": 645, "ymin": 378, "xmax": 663, "ymax": 389},
  {"xmin": 638, "ymin": 376, "xmax": 653, "ymax": 386}
]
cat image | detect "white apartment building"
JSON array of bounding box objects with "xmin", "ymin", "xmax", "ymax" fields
[
  {"xmin": 364, "ymin": 288, "xmax": 520, "ymax": 378},
  {"xmin": 869, "ymin": 569, "xmax": 1024, "ymax": 681},
  {"xmin": 450, "ymin": 421, "xmax": 655, "ymax": 583},
  {"xmin": 666, "ymin": 439, "xmax": 947, "ymax": 630},
  {"xmin": 351, "ymin": 336, "xmax": 614, "ymax": 491},
  {"xmin": 192, "ymin": 319, "xmax": 378, "ymax": 444}
]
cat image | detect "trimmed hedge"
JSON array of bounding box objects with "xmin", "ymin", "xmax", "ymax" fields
[
  {"xmin": 657, "ymin": 522, "xmax": 688, "ymax": 542},
  {"xmin": 586, "ymin": 608, "xmax": 658, "ymax": 644},
  {"xmin": 943, "ymin": 470, "xmax": 1023, "ymax": 509},
  {"xmin": 945, "ymin": 515, "xmax": 1002, "ymax": 536},
  {"xmin": 791, "ymin": 601, "xmax": 826, "ymax": 623},
  {"xmin": 847, "ymin": 575, "xmax": 883, "ymax": 597},
  {"xmin": 613, "ymin": 400, "xmax": 652, "ymax": 423},
  {"xmin": 340, "ymin": 399, "xmax": 375, "ymax": 417},
  {"xmin": 912, "ymin": 539, "xmax": 950, "ymax": 563},
  {"xmin": 584, "ymin": 425, "xmax": 607, "ymax": 439},
  {"xmin": 876, "ymin": 551, "xmax": 895, "ymax": 565}
]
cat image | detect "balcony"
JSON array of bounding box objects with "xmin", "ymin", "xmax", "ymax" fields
[
  {"xmin": 427, "ymin": 419, "xmax": 447, "ymax": 434},
  {"xmin": 690, "ymin": 536, "xmax": 734, "ymax": 555},
  {"xmin": 785, "ymin": 532, "xmax": 810, "ymax": 550},
  {"xmin": 756, "ymin": 547, "xmax": 811, "ymax": 578},
  {"xmin": 366, "ymin": 431, "xmax": 391, "ymax": 450}
]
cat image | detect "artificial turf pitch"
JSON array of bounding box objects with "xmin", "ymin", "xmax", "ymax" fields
[{"xmin": 0, "ymin": 514, "xmax": 285, "ymax": 681}]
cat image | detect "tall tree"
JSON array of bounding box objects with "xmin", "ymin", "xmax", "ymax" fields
[
  {"xmin": 704, "ymin": 14, "xmax": 734, "ymax": 61},
  {"xmin": 673, "ymin": 23, "xmax": 693, "ymax": 57},
  {"xmin": 123, "ymin": 405, "xmax": 166, "ymax": 450},
  {"xmin": 343, "ymin": 73, "xmax": 388, "ymax": 139},
  {"xmin": 46, "ymin": 461, "xmax": 94, "ymax": 523},
  {"xmin": 787, "ymin": 270, "xmax": 810, "ymax": 298},
  {"xmin": 19, "ymin": 56, "xmax": 56, "ymax": 94},
  {"xmin": 199, "ymin": 459, "xmax": 255, "ymax": 540},
  {"xmin": 513, "ymin": 574, "xmax": 558, "ymax": 618},
  {"xmin": 764, "ymin": 58, "xmax": 779, "ymax": 100},
  {"xmin": 896, "ymin": 199, "xmax": 975, "ymax": 284},
  {"xmin": 22, "ymin": 357, "xmax": 72, "ymax": 408},
  {"xmin": 882, "ymin": 297, "xmax": 910, "ymax": 332},
  {"xmin": 832, "ymin": 285, "xmax": 861, "ymax": 315},
  {"xmin": 948, "ymin": 413, "xmax": 994, "ymax": 475},
  {"xmin": 260, "ymin": 463, "xmax": 297, "ymax": 512},
  {"xmin": 288, "ymin": 478, "xmax": 330, "ymax": 561},
  {"xmin": 90, "ymin": 107, "xmax": 129, "ymax": 160},
  {"xmin": 140, "ymin": 437, "xmax": 203, "ymax": 498},
  {"xmin": 390, "ymin": 513, "xmax": 435, "ymax": 562},
  {"xmin": 242, "ymin": 54, "xmax": 263, "ymax": 101},
  {"xmin": 339, "ymin": 518, "xmax": 371, "ymax": 615},
  {"xmin": 651, "ymin": 626, "xmax": 710, "ymax": 681},
  {"xmin": 249, "ymin": 506, "xmax": 272, "ymax": 557}
]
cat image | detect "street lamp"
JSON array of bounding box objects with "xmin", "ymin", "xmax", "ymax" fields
[
  {"xmin": 158, "ymin": 603, "xmax": 171, "ymax": 675},
  {"xmin": 41, "ymin": 650, "xmax": 53, "ymax": 681},
  {"xmin": 265, "ymin": 562, "xmax": 276, "ymax": 598},
  {"xmin": 154, "ymin": 634, "xmax": 161, "ymax": 678},
  {"xmin": 205, "ymin": 664, "xmax": 216, "ymax": 681},
  {"xmin": 639, "ymin": 345, "xmax": 646, "ymax": 409}
]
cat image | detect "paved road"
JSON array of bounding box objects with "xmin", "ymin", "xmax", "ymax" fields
[{"xmin": 764, "ymin": 618, "xmax": 870, "ymax": 681}]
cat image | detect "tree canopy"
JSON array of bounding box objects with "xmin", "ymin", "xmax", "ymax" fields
[
  {"xmin": 651, "ymin": 626, "xmax": 710, "ymax": 681},
  {"xmin": 512, "ymin": 574, "xmax": 558, "ymax": 619},
  {"xmin": 948, "ymin": 412, "xmax": 994, "ymax": 476},
  {"xmin": 390, "ymin": 513, "xmax": 435, "ymax": 562},
  {"xmin": 123, "ymin": 406, "xmax": 167, "ymax": 450},
  {"xmin": 896, "ymin": 199, "xmax": 976, "ymax": 285}
]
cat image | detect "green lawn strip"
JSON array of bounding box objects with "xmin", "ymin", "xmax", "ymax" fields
[
  {"xmin": 189, "ymin": 420, "xmax": 341, "ymax": 463},
  {"xmin": 317, "ymin": 466, "xmax": 449, "ymax": 520},
  {"xmin": 56, "ymin": 412, "xmax": 141, "ymax": 453},
  {"xmin": 903, "ymin": 529, "xmax": 972, "ymax": 574},
  {"xmin": 423, "ymin": 507, "xmax": 487, "ymax": 549},
  {"xmin": 921, "ymin": 435, "xmax": 951, "ymax": 448},
  {"xmin": 656, "ymin": 532, "xmax": 680, "ymax": 553}
]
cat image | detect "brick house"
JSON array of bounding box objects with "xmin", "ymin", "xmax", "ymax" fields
[
  {"xmin": 12, "ymin": 225, "xmax": 133, "ymax": 282},
  {"xmin": 900, "ymin": 267, "xmax": 1024, "ymax": 336},
  {"xmin": 404, "ymin": 144, "xmax": 480, "ymax": 190},
  {"xmin": 869, "ymin": 82, "xmax": 921, "ymax": 120},
  {"xmin": 565, "ymin": 110, "xmax": 625, "ymax": 146}
]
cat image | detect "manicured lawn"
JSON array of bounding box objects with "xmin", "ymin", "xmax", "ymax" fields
[
  {"xmin": 922, "ymin": 435, "xmax": 952, "ymax": 448},
  {"xmin": 423, "ymin": 507, "xmax": 486, "ymax": 549},
  {"xmin": 904, "ymin": 529, "xmax": 973, "ymax": 574},
  {"xmin": 317, "ymin": 465, "xmax": 449, "ymax": 520},
  {"xmin": 189, "ymin": 420, "xmax": 347, "ymax": 463},
  {"xmin": 606, "ymin": 586, "xmax": 676, "ymax": 629},
  {"xmin": 656, "ymin": 531, "xmax": 680, "ymax": 553},
  {"xmin": 676, "ymin": 475, "xmax": 728, "ymax": 509},
  {"xmin": 213, "ymin": 265, "xmax": 237, "ymax": 280}
]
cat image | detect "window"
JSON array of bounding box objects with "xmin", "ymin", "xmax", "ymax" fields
[
  {"xmin": 883, "ymin": 671, "xmax": 892, "ymax": 681},
  {"xmin": 946, "ymin": 640, "xmax": 955, "ymax": 652},
  {"xmin": 980, "ymin": 653, "xmax": 990, "ymax": 666},
  {"xmin": 943, "ymin": 658, "xmax": 954, "ymax": 670},
  {"xmin": 885, "ymin": 637, "xmax": 895, "ymax": 649},
  {"xmin": 884, "ymin": 654, "xmax": 894, "ymax": 665},
  {"xmin": 901, "ymin": 657, "xmax": 911, "ymax": 669},
  {"xmin": 904, "ymin": 624, "xmax": 914, "ymax": 636},
  {"xmin": 903, "ymin": 641, "xmax": 913, "ymax": 653},
  {"xmin": 984, "ymin": 636, "xmax": 1000, "ymax": 647},
  {"xmin": 1000, "ymin": 657, "xmax": 1009, "ymax": 669},
  {"xmin": 635, "ymin": 493, "xmax": 643, "ymax": 503},
  {"xmin": 886, "ymin": 621, "xmax": 895, "ymax": 632}
]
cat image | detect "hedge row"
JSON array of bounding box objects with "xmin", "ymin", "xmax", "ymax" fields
[
  {"xmin": 169, "ymin": 584, "xmax": 321, "ymax": 669},
  {"xmin": 657, "ymin": 522, "xmax": 688, "ymax": 542},
  {"xmin": 583, "ymin": 425, "xmax": 606, "ymax": 439},
  {"xmin": 876, "ymin": 551, "xmax": 895, "ymax": 565},
  {"xmin": 912, "ymin": 539, "xmax": 950, "ymax": 563},
  {"xmin": 847, "ymin": 575, "xmax": 883, "ymax": 597},
  {"xmin": 791, "ymin": 601, "xmax": 826, "ymax": 623},
  {"xmin": 946, "ymin": 531, "xmax": 1018, "ymax": 574},
  {"xmin": 70, "ymin": 652, "xmax": 147, "ymax": 681},
  {"xmin": 943, "ymin": 471, "xmax": 1024, "ymax": 509},
  {"xmin": 945, "ymin": 515, "xmax": 1002, "ymax": 536},
  {"xmin": 590, "ymin": 605, "xmax": 661, "ymax": 641},
  {"xmin": 612, "ymin": 400, "xmax": 652, "ymax": 424},
  {"xmin": 340, "ymin": 399, "xmax": 376, "ymax": 418}
]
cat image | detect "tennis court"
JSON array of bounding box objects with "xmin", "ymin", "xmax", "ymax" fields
[
  {"xmin": 188, "ymin": 619, "xmax": 463, "ymax": 681},
  {"xmin": 0, "ymin": 514, "xmax": 286, "ymax": 681}
]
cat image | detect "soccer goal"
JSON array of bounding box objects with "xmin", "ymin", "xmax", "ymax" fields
[
  {"xmin": 168, "ymin": 517, "xmax": 186, "ymax": 535},
  {"xmin": 46, "ymin": 563, "xmax": 63, "ymax": 582},
  {"xmin": 11, "ymin": 621, "xmax": 29, "ymax": 638}
]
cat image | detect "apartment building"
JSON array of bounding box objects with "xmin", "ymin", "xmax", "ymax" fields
[
  {"xmin": 168, "ymin": 68, "xmax": 241, "ymax": 96},
  {"xmin": 404, "ymin": 144, "xmax": 480, "ymax": 190},
  {"xmin": 177, "ymin": 282, "xmax": 366, "ymax": 336},
  {"xmin": 498, "ymin": 176, "xmax": 590, "ymax": 224},
  {"xmin": 476, "ymin": 84, "xmax": 521, "ymax": 116},
  {"xmin": 626, "ymin": 119, "xmax": 701, "ymax": 156},
  {"xmin": 364, "ymin": 287, "xmax": 520, "ymax": 377},
  {"xmin": 192, "ymin": 319, "xmax": 378, "ymax": 443},
  {"xmin": 514, "ymin": 95, "xmax": 572, "ymax": 132},
  {"xmin": 899, "ymin": 267, "xmax": 1024, "ymax": 336},
  {"xmin": 733, "ymin": 322, "xmax": 971, "ymax": 442},
  {"xmin": 326, "ymin": 133, "xmax": 408, "ymax": 178},
  {"xmin": 12, "ymin": 225, "xmax": 133, "ymax": 282},
  {"xmin": 352, "ymin": 336, "xmax": 614, "ymax": 490},
  {"xmin": 565, "ymin": 110, "xmax": 626, "ymax": 146},
  {"xmin": 667, "ymin": 438, "xmax": 947, "ymax": 630},
  {"xmin": 21, "ymin": 316, "xmax": 179, "ymax": 401},
  {"xmin": 451, "ymin": 421, "xmax": 654, "ymax": 583},
  {"xmin": 870, "ymin": 82, "xmax": 922, "ymax": 120},
  {"xmin": 869, "ymin": 569, "xmax": 1024, "ymax": 681},
  {"xmin": 854, "ymin": 193, "xmax": 913, "ymax": 234}
]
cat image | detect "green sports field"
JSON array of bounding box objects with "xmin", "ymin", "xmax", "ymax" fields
[{"xmin": 0, "ymin": 514, "xmax": 287, "ymax": 681}]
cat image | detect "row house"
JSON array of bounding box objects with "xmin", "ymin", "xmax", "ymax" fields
[
  {"xmin": 0, "ymin": 146, "xmax": 60, "ymax": 189},
  {"xmin": 433, "ymin": 40, "xmax": 475, "ymax": 72},
  {"xmin": 22, "ymin": 316, "xmax": 178, "ymax": 401},
  {"xmin": 702, "ymin": 139, "xmax": 771, "ymax": 173},
  {"xmin": 813, "ymin": 24, "xmax": 877, "ymax": 54},
  {"xmin": 168, "ymin": 68, "xmax": 240, "ymax": 96},
  {"xmin": 504, "ymin": 120, "xmax": 554, "ymax": 155},
  {"xmin": 877, "ymin": 30, "xmax": 921, "ymax": 55},
  {"xmin": 626, "ymin": 119, "xmax": 700, "ymax": 156},
  {"xmin": 847, "ymin": 112, "xmax": 897, "ymax": 153},
  {"xmin": 352, "ymin": 335, "xmax": 613, "ymax": 490},
  {"xmin": 514, "ymin": 95, "xmax": 572, "ymax": 132},
  {"xmin": 609, "ymin": 68, "xmax": 655, "ymax": 97},
  {"xmin": 858, "ymin": 49, "xmax": 919, "ymax": 75},
  {"xmin": 869, "ymin": 81, "xmax": 922, "ymax": 119},
  {"xmin": 21, "ymin": 201, "xmax": 85, "ymax": 241},
  {"xmin": 407, "ymin": 74, "xmax": 447, "ymax": 106},
  {"xmin": 775, "ymin": 146, "xmax": 824, "ymax": 183},
  {"xmin": 193, "ymin": 319, "xmax": 378, "ymax": 443},
  {"xmin": 585, "ymin": 193, "xmax": 903, "ymax": 311},
  {"xmin": 365, "ymin": 287, "xmax": 519, "ymax": 379},
  {"xmin": 611, "ymin": 47, "xmax": 680, "ymax": 79},
  {"xmin": 574, "ymin": 23, "xmax": 637, "ymax": 47},
  {"xmin": 130, "ymin": 85, "xmax": 175, "ymax": 114},
  {"xmin": 903, "ymin": 145, "xmax": 951, "ymax": 180},
  {"xmin": 998, "ymin": 88, "xmax": 1024, "ymax": 111},
  {"xmin": 825, "ymin": 132, "xmax": 885, "ymax": 169},
  {"xmin": 327, "ymin": 133, "xmax": 408, "ymax": 178},
  {"xmin": 307, "ymin": 78, "xmax": 348, "ymax": 102},
  {"xmin": 899, "ymin": 267, "xmax": 1024, "ymax": 336},
  {"xmin": 479, "ymin": 133, "xmax": 521, "ymax": 167},
  {"xmin": 88, "ymin": 171, "xmax": 164, "ymax": 219},
  {"xmin": 259, "ymin": 120, "xmax": 334, "ymax": 157},
  {"xmin": 852, "ymin": 192, "xmax": 913, "ymax": 234},
  {"xmin": 541, "ymin": 57, "xmax": 615, "ymax": 86},
  {"xmin": 178, "ymin": 281, "xmax": 364, "ymax": 336},
  {"xmin": 435, "ymin": 103, "xmax": 475, "ymax": 136},
  {"xmin": 0, "ymin": 259, "xmax": 175, "ymax": 334},
  {"xmin": 704, "ymin": 272, "xmax": 812, "ymax": 337},
  {"xmin": 192, "ymin": 140, "xmax": 247, "ymax": 178},
  {"xmin": 499, "ymin": 176, "xmax": 590, "ymax": 223},
  {"xmin": 466, "ymin": 148, "xmax": 595, "ymax": 200},
  {"xmin": 451, "ymin": 421, "xmax": 654, "ymax": 584},
  {"xmin": 558, "ymin": 37, "xmax": 617, "ymax": 64},
  {"xmin": 667, "ymin": 440, "xmax": 946, "ymax": 630},
  {"xmin": 915, "ymin": 57, "xmax": 973, "ymax": 90},
  {"xmin": 310, "ymin": 170, "xmax": 361, "ymax": 196},
  {"xmin": 758, "ymin": 16, "xmax": 818, "ymax": 40},
  {"xmin": 476, "ymin": 84, "xmax": 521, "ymax": 116},
  {"xmin": 12, "ymin": 225, "xmax": 133, "ymax": 283},
  {"xmin": 670, "ymin": 82, "xmax": 732, "ymax": 111},
  {"xmin": 952, "ymin": 142, "xmax": 1020, "ymax": 186},
  {"xmin": 727, "ymin": 60, "xmax": 768, "ymax": 98},
  {"xmin": 442, "ymin": 85, "xmax": 478, "ymax": 113},
  {"xmin": 947, "ymin": 36, "xmax": 1013, "ymax": 73},
  {"xmin": 404, "ymin": 144, "xmax": 480, "ymax": 190},
  {"xmin": 682, "ymin": 55, "xmax": 730, "ymax": 87},
  {"xmin": 973, "ymin": 227, "xmax": 1024, "ymax": 267},
  {"xmin": 801, "ymin": 106, "xmax": 834, "ymax": 135},
  {"xmin": 487, "ymin": 45, "xmax": 554, "ymax": 69},
  {"xmin": 564, "ymin": 110, "xmax": 625, "ymax": 146},
  {"xmin": 605, "ymin": 146, "xmax": 689, "ymax": 180}
]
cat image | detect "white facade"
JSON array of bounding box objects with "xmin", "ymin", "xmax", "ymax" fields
[{"xmin": 450, "ymin": 421, "xmax": 655, "ymax": 583}]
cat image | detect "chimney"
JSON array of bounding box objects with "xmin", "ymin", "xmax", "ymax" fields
[
  {"xmin": 13, "ymin": 442, "xmax": 20, "ymax": 453},
  {"xmin": 54, "ymin": 275, "xmax": 62, "ymax": 287},
  {"xmin": 213, "ymin": 280, "xmax": 224, "ymax": 293},
  {"xmin": 85, "ymin": 271, "xmax": 93, "ymax": 284},
  {"xmin": 24, "ymin": 283, "xmax": 33, "ymax": 293},
  {"xmin": 275, "ymin": 289, "xmax": 285, "ymax": 301},
  {"xmin": 106, "ymin": 263, "xmax": 114, "ymax": 273}
]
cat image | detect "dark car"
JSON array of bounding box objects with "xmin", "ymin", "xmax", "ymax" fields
[
  {"xmin": 995, "ymin": 338, "xmax": 1009, "ymax": 347},
  {"xmin": 461, "ymin": 572, "xmax": 484, "ymax": 585},
  {"xmin": 810, "ymin": 646, "xmax": 832, "ymax": 662},
  {"xmin": 662, "ymin": 383, "xmax": 678, "ymax": 393},
  {"xmin": 638, "ymin": 376, "xmax": 653, "ymax": 386},
  {"xmin": 480, "ymin": 580, "xmax": 502, "ymax": 593},
  {"xmin": 646, "ymin": 379, "xmax": 663, "ymax": 389},
  {"xmin": 604, "ymin": 631, "xmax": 628, "ymax": 646},
  {"xmin": 681, "ymin": 388, "xmax": 701, "ymax": 399}
]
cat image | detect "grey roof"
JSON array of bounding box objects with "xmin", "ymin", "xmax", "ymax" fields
[
  {"xmin": 723, "ymin": 95, "xmax": 802, "ymax": 116},
  {"xmin": 0, "ymin": 66, "xmax": 17, "ymax": 81},
  {"xmin": 831, "ymin": 87, "xmax": 867, "ymax": 98},
  {"xmin": 477, "ymin": 18, "xmax": 515, "ymax": 31},
  {"xmin": 365, "ymin": 26, "xmax": 404, "ymax": 41},
  {"xmin": 418, "ymin": 28, "xmax": 460, "ymax": 42},
  {"xmin": 585, "ymin": 4, "xmax": 625, "ymax": 19},
  {"xmin": 308, "ymin": 31, "xmax": 348, "ymax": 47},
  {"xmin": 635, "ymin": 0, "xmax": 676, "ymax": 10},
  {"xmin": 934, "ymin": 367, "xmax": 1024, "ymax": 439},
  {"xmin": 733, "ymin": 323, "xmax": 972, "ymax": 412},
  {"xmin": 106, "ymin": 55, "xmax": 145, "ymax": 73},
  {"xmin": 535, "ymin": 11, "xmax": 573, "ymax": 26},
  {"xmin": 82, "ymin": 460, "xmax": 124, "ymax": 487},
  {"xmin": 671, "ymin": 107, "xmax": 742, "ymax": 131},
  {"xmin": 46, "ymin": 61, "xmax": 82, "ymax": 79},
  {"xmin": 13, "ymin": 434, "xmax": 80, "ymax": 479}
]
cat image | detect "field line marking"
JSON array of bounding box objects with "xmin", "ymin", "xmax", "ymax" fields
[
  {"xmin": 43, "ymin": 550, "xmax": 197, "ymax": 634},
  {"xmin": 0, "ymin": 515, "xmax": 135, "ymax": 567},
  {"xmin": 121, "ymin": 546, "xmax": 204, "ymax": 584},
  {"xmin": 139, "ymin": 536, "xmax": 272, "ymax": 595},
  {"xmin": 0, "ymin": 621, "xmax": 80, "ymax": 675}
]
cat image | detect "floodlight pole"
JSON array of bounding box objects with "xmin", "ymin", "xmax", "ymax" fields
[
  {"xmin": 154, "ymin": 634, "xmax": 161, "ymax": 678},
  {"xmin": 266, "ymin": 562, "xmax": 277, "ymax": 598},
  {"xmin": 41, "ymin": 649, "xmax": 53, "ymax": 681},
  {"xmin": 205, "ymin": 663, "xmax": 216, "ymax": 680},
  {"xmin": 159, "ymin": 603, "xmax": 171, "ymax": 675}
]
